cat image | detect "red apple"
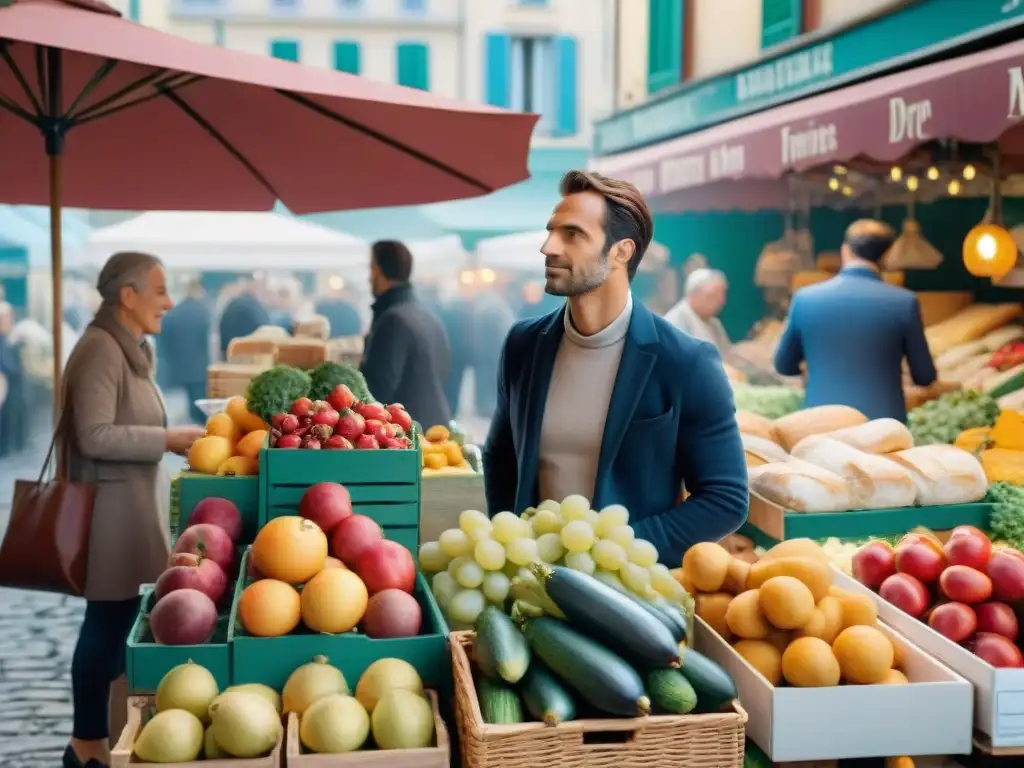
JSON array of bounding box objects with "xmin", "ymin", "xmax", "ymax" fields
[
  {"xmin": 167, "ymin": 552, "xmax": 201, "ymax": 568},
  {"xmin": 945, "ymin": 526, "xmax": 992, "ymax": 570},
  {"xmin": 154, "ymin": 558, "xmax": 228, "ymax": 604},
  {"xmin": 187, "ymin": 496, "xmax": 243, "ymax": 542},
  {"xmin": 939, "ymin": 565, "xmax": 993, "ymax": 605},
  {"xmin": 928, "ymin": 602, "xmax": 977, "ymax": 643},
  {"xmin": 853, "ymin": 541, "xmax": 897, "ymax": 590},
  {"xmin": 299, "ymin": 482, "xmax": 353, "ymax": 534},
  {"xmin": 987, "ymin": 549, "xmax": 1024, "ymax": 602},
  {"xmin": 331, "ymin": 514, "xmax": 384, "ymax": 567},
  {"xmin": 879, "ymin": 572, "xmax": 931, "ymax": 618},
  {"xmin": 357, "ymin": 540, "xmax": 416, "ymax": 595},
  {"xmin": 969, "ymin": 632, "xmax": 1024, "ymax": 668},
  {"xmin": 895, "ymin": 534, "xmax": 947, "ymax": 584},
  {"xmin": 975, "ymin": 602, "xmax": 1019, "ymax": 641},
  {"xmin": 172, "ymin": 523, "xmax": 235, "ymax": 573}
]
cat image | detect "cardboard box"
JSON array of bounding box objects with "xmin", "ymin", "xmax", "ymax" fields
[
  {"xmin": 692, "ymin": 616, "xmax": 972, "ymax": 761},
  {"xmin": 834, "ymin": 569, "xmax": 1024, "ymax": 748}
]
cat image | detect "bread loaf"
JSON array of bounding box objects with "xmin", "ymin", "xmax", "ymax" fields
[
  {"xmin": 926, "ymin": 304, "xmax": 1023, "ymax": 355},
  {"xmin": 813, "ymin": 418, "xmax": 914, "ymax": 455},
  {"xmin": 749, "ymin": 459, "xmax": 853, "ymax": 513},
  {"xmin": 886, "ymin": 445, "xmax": 988, "ymax": 506},
  {"xmin": 742, "ymin": 433, "xmax": 789, "ymax": 463},
  {"xmin": 935, "ymin": 341, "xmax": 987, "ymax": 370},
  {"xmin": 790, "ymin": 436, "xmax": 916, "ymax": 510},
  {"xmin": 981, "ymin": 324, "xmax": 1024, "ymax": 351},
  {"xmin": 772, "ymin": 405, "xmax": 868, "ymax": 452},
  {"xmin": 736, "ymin": 410, "xmax": 777, "ymax": 442}
]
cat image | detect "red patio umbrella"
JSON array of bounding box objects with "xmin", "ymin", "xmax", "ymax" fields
[{"xmin": 0, "ymin": 0, "xmax": 538, "ymax": 413}]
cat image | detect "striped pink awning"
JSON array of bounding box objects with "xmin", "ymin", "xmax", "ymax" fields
[{"xmin": 592, "ymin": 38, "xmax": 1024, "ymax": 212}]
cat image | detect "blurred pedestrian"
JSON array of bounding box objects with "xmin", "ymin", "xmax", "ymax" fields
[
  {"xmin": 315, "ymin": 286, "xmax": 362, "ymax": 338},
  {"xmin": 517, "ymin": 280, "xmax": 564, "ymax": 320},
  {"xmin": 471, "ymin": 288, "xmax": 514, "ymax": 419},
  {"xmin": 663, "ymin": 268, "xmax": 731, "ymax": 354},
  {"xmin": 0, "ymin": 301, "xmax": 27, "ymax": 456},
  {"xmin": 157, "ymin": 280, "xmax": 212, "ymax": 424},
  {"xmin": 63, "ymin": 252, "xmax": 205, "ymax": 768},
  {"xmin": 361, "ymin": 240, "xmax": 451, "ymax": 430},
  {"xmin": 218, "ymin": 279, "xmax": 271, "ymax": 359}
]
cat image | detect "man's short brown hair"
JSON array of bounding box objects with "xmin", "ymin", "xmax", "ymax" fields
[
  {"xmin": 371, "ymin": 240, "xmax": 413, "ymax": 282},
  {"xmin": 560, "ymin": 170, "xmax": 654, "ymax": 279},
  {"xmin": 844, "ymin": 219, "xmax": 896, "ymax": 264}
]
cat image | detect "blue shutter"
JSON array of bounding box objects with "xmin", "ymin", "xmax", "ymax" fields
[
  {"xmin": 333, "ymin": 41, "xmax": 361, "ymax": 74},
  {"xmin": 214, "ymin": 20, "xmax": 225, "ymax": 47},
  {"xmin": 554, "ymin": 36, "xmax": 578, "ymax": 137},
  {"xmin": 761, "ymin": 0, "xmax": 802, "ymax": 48},
  {"xmin": 397, "ymin": 42, "xmax": 430, "ymax": 90},
  {"xmin": 270, "ymin": 39, "xmax": 301, "ymax": 62},
  {"xmin": 484, "ymin": 34, "xmax": 510, "ymax": 107},
  {"xmin": 128, "ymin": 0, "xmax": 141, "ymax": 21},
  {"xmin": 648, "ymin": 0, "xmax": 683, "ymax": 94}
]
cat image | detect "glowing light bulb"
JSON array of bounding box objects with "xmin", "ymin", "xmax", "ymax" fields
[
  {"xmin": 828, "ymin": 178, "xmax": 840, "ymax": 191},
  {"xmin": 906, "ymin": 176, "xmax": 919, "ymax": 192},
  {"xmin": 890, "ymin": 166, "xmax": 903, "ymax": 182},
  {"xmin": 481, "ymin": 268, "xmax": 497, "ymax": 283},
  {"xmin": 842, "ymin": 186, "xmax": 854, "ymax": 197},
  {"xmin": 963, "ymin": 164, "xmax": 977, "ymax": 181},
  {"xmin": 947, "ymin": 179, "xmax": 962, "ymax": 196},
  {"xmin": 833, "ymin": 165, "xmax": 847, "ymax": 175},
  {"xmin": 927, "ymin": 167, "xmax": 940, "ymax": 180},
  {"xmin": 978, "ymin": 233, "xmax": 998, "ymax": 261}
]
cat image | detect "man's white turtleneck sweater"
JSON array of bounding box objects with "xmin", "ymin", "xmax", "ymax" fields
[{"xmin": 537, "ymin": 292, "xmax": 633, "ymax": 503}]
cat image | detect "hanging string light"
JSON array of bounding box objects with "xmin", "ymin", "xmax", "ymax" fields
[
  {"xmin": 906, "ymin": 176, "xmax": 919, "ymax": 192},
  {"xmin": 926, "ymin": 167, "xmax": 940, "ymax": 181},
  {"xmin": 890, "ymin": 166, "xmax": 903, "ymax": 182},
  {"xmin": 963, "ymin": 164, "xmax": 977, "ymax": 181},
  {"xmin": 963, "ymin": 153, "xmax": 1017, "ymax": 279},
  {"xmin": 948, "ymin": 179, "xmax": 962, "ymax": 196}
]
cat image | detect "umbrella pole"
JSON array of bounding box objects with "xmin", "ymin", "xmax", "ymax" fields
[{"xmin": 49, "ymin": 153, "xmax": 63, "ymax": 423}]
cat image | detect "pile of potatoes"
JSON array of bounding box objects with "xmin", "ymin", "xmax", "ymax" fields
[{"xmin": 681, "ymin": 538, "xmax": 908, "ymax": 688}]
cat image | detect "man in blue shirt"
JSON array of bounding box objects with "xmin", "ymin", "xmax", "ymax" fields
[{"xmin": 774, "ymin": 219, "xmax": 937, "ymax": 422}]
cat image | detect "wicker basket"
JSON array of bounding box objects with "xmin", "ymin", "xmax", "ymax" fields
[{"xmin": 451, "ymin": 631, "xmax": 746, "ymax": 768}]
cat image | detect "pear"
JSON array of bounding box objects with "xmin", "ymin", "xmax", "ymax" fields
[
  {"xmin": 223, "ymin": 683, "xmax": 282, "ymax": 714},
  {"xmin": 155, "ymin": 661, "xmax": 219, "ymax": 724},
  {"xmin": 282, "ymin": 656, "xmax": 348, "ymax": 715},
  {"xmin": 209, "ymin": 692, "xmax": 281, "ymax": 758},
  {"xmin": 134, "ymin": 709, "xmax": 203, "ymax": 763}
]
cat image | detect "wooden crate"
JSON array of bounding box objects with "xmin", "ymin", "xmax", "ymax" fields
[
  {"xmin": 284, "ymin": 690, "xmax": 449, "ymax": 767},
  {"xmin": 420, "ymin": 472, "xmax": 485, "ymax": 544},
  {"xmin": 451, "ymin": 631, "xmax": 746, "ymax": 768},
  {"xmin": 207, "ymin": 363, "xmax": 268, "ymax": 398},
  {"xmin": 111, "ymin": 696, "xmax": 282, "ymax": 767}
]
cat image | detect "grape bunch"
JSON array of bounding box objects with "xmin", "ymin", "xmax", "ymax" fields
[{"xmin": 418, "ymin": 495, "xmax": 690, "ymax": 630}]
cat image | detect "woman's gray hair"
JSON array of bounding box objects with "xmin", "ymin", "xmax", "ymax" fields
[
  {"xmin": 97, "ymin": 251, "xmax": 164, "ymax": 307},
  {"xmin": 684, "ymin": 267, "xmax": 727, "ymax": 297}
]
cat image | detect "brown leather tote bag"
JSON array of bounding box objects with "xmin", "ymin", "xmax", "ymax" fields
[{"xmin": 0, "ymin": 404, "xmax": 95, "ymax": 596}]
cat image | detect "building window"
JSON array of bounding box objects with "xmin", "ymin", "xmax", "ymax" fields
[
  {"xmin": 761, "ymin": 0, "xmax": 803, "ymax": 49},
  {"xmin": 336, "ymin": 0, "xmax": 362, "ymax": 11},
  {"xmin": 648, "ymin": 0, "xmax": 683, "ymax": 94},
  {"xmin": 270, "ymin": 0, "xmax": 300, "ymax": 11},
  {"xmin": 128, "ymin": 0, "xmax": 141, "ymax": 20},
  {"xmin": 400, "ymin": 0, "xmax": 427, "ymax": 12},
  {"xmin": 510, "ymin": 37, "xmax": 554, "ymax": 131},
  {"xmin": 333, "ymin": 41, "xmax": 361, "ymax": 75},
  {"xmin": 269, "ymin": 39, "xmax": 301, "ymax": 62},
  {"xmin": 397, "ymin": 42, "xmax": 430, "ymax": 90},
  {"xmin": 487, "ymin": 35, "xmax": 576, "ymax": 137}
]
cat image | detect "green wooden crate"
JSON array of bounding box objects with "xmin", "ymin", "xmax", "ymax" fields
[
  {"xmin": 259, "ymin": 432, "xmax": 422, "ymax": 540},
  {"xmin": 177, "ymin": 473, "xmax": 260, "ymax": 543},
  {"xmin": 126, "ymin": 587, "xmax": 232, "ymax": 693},
  {"xmin": 229, "ymin": 549, "xmax": 448, "ymax": 691}
]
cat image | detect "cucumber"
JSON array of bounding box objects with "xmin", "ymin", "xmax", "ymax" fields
[
  {"xmin": 521, "ymin": 662, "xmax": 577, "ymax": 726},
  {"xmin": 531, "ymin": 564, "xmax": 680, "ymax": 667},
  {"xmin": 522, "ymin": 616, "xmax": 650, "ymax": 717},
  {"xmin": 477, "ymin": 675, "xmax": 524, "ymax": 724},
  {"xmin": 614, "ymin": 588, "xmax": 687, "ymax": 644},
  {"xmin": 646, "ymin": 668, "xmax": 697, "ymax": 715},
  {"xmin": 678, "ymin": 645, "xmax": 737, "ymax": 704},
  {"xmin": 475, "ymin": 606, "xmax": 531, "ymax": 684}
]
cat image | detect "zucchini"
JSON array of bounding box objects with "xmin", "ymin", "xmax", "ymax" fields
[
  {"xmin": 614, "ymin": 587, "xmax": 687, "ymax": 644},
  {"xmin": 521, "ymin": 616, "xmax": 650, "ymax": 717},
  {"xmin": 477, "ymin": 675, "xmax": 524, "ymax": 724},
  {"xmin": 531, "ymin": 564, "xmax": 680, "ymax": 667},
  {"xmin": 475, "ymin": 606, "xmax": 531, "ymax": 684},
  {"xmin": 646, "ymin": 668, "xmax": 697, "ymax": 715},
  {"xmin": 509, "ymin": 577, "xmax": 565, "ymax": 619},
  {"xmin": 678, "ymin": 645, "xmax": 737, "ymax": 704},
  {"xmin": 521, "ymin": 662, "xmax": 577, "ymax": 726}
]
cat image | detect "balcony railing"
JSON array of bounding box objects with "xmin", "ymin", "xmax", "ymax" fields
[{"xmin": 169, "ymin": 0, "xmax": 455, "ymax": 25}]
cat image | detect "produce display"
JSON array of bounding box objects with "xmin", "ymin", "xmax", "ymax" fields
[
  {"xmin": 852, "ymin": 529, "xmax": 1024, "ymax": 668},
  {"xmin": 956, "ymin": 410, "xmax": 1024, "ymax": 485},
  {"xmin": 266, "ymin": 385, "xmax": 415, "ymax": 450},
  {"xmin": 421, "ymin": 423, "xmax": 479, "ymax": 474},
  {"xmin": 927, "ymin": 312, "xmax": 1024, "ymax": 396},
  {"xmin": 687, "ymin": 539, "xmax": 910, "ymax": 687},
  {"xmin": 468, "ymin": 568, "xmax": 736, "ymax": 724},
  {"xmin": 731, "ymin": 383, "xmax": 803, "ymax": 420},
  {"xmin": 987, "ymin": 482, "xmax": 1024, "ymax": 550},
  {"xmin": 186, "ymin": 396, "xmax": 269, "ymax": 476},
  {"xmin": 418, "ymin": 497, "xmax": 693, "ymax": 631},
  {"xmin": 307, "ymin": 360, "xmax": 372, "ymax": 403},
  {"xmin": 148, "ymin": 499, "xmax": 244, "ymax": 646},
  {"xmin": 909, "ymin": 389, "xmax": 1000, "ymax": 446},
  {"xmin": 237, "ymin": 482, "xmax": 422, "ymax": 640}
]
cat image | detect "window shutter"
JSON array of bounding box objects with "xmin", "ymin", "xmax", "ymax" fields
[
  {"xmin": 269, "ymin": 39, "xmax": 301, "ymax": 62},
  {"xmin": 761, "ymin": 0, "xmax": 802, "ymax": 49},
  {"xmin": 554, "ymin": 36, "xmax": 578, "ymax": 137},
  {"xmin": 647, "ymin": 0, "xmax": 683, "ymax": 95},
  {"xmin": 484, "ymin": 34, "xmax": 511, "ymax": 107},
  {"xmin": 128, "ymin": 0, "xmax": 140, "ymax": 21},
  {"xmin": 333, "ymin": 41, "xmax": 361, "ymax": 75},
  {"xmin": 397, "ymin": 42, "xmax": 430, "ymax": 90}
]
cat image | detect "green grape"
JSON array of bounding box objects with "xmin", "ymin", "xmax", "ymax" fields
[
  {"xmin": 651, "ymin": 568, "xmax": 688, "ymax": 603},
  {"xmin": 448, "ymin": 555, "xmax": 472, "ymax": 582},
  {"xmin": 592, "ymin": 539, "xmax": 628, "ymax": 571},
  {"xmin": 560, "ymin": 494, "xmax": 590, "ymax": 521},
  {"xmin": 592, "ymin": 568, "xmax": 624, "ymax": 591},
  {"xmin": 536, "ymin": 532, "xmax": 566, "ymax": 563},
  {"xmin": 584, "ymin": 509, "xmax": 600, "ymax": 529},
  {"xmin": 474, "ymin": 539, "xmax": 507, "ymax": 571},
  {"xmin": 649, "ymin": 563, "xmax": 678, "ymax": 594},
  {"xmin": 459, "ymin": 509, "xmax": 492, "ymax": 536},
  {"xmin": 492, "ymin": 511, "xmax": 524, "ymax": 544},
  {"xmin": 418, "ymin": 541, "xmax": 450, "ymax": 573},
  {"xmin": 502, "ymin": 560, "xmax": 522, "ymax": 579},
  {"xmin": 431, "ymin": 571, "xmax": 459, "ymax": 609},
  {"xmin": 439, "ymin": 528, "xmax": 473, "ymax": 558},
  {"xmin": 560, "ymin": 520, "xmax": 595, "ymax": 553},
  {"xmin": 482, "ymin": 572, "xmax": 511, "ymax": 604},
  {"xmin": 506, "ymin": 538, "xmax": 539, "ymax": 566},
  {"xmin": 620, "ymin": 562, "xmax": 652, "ymax": 594},
  {"xmin": 628, "ymin": 539, "xmax": 659, "ymax": 568},
  {"xmin": 564, "ymin": 551, "xmax": 595, "ymax": 575},
  {"xmin": 520, "ymin": 506, "xmax": 538, "ymax": 520},
  {"xmin": 595, "ymin": 504, "xmax": 630, "ymax": 536},
  {"xmin": 531, "ymin": 509, "xmax": 565, "ymax": 535},
  {"xmin": 604, "ymin": 524, "xmax": 635, "ymax": 549},
  {"xmin": 448, "ymin": 589, "xmax": 486, "ymax": 625},
  {"xmin": 468, "ymin": 526, "xmax": 492, "ymax": 543},
  {"xmin": 537, "ymin": 499, "xmax": 561, "ymax": 513},
  {"xmin": 453, "ymin": 558, "xmax": 485, "ymax": 588}
]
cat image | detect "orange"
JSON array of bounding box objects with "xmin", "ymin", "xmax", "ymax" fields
[
  {"xmin": 252, "ymin": 516, "xmax": 328, "ymax": 584},
  {"xmin": 300, "ymin": 568, "xmax": 368, "ymax": 634},
  {"xmin": 206, "ymin": 412, "xmax": 242, "ymax": 442},
  {"xmin": 225, "ymin": 396, "xmax": 270, "ymax": 434},
  {"xmin": 238, "ymin": 579, "xmax": 301, "ymax": 637},
  {"xmin": 187, "ymin": 436, "xmax": 234, "ymax": 475},
  {"xmin": 236, "ymin": 430, "xmax": 268, "ymax": 460}
]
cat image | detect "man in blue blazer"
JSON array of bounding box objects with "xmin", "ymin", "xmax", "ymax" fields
[
  {"xmin": 483, "ymin": 171, "xmax": 748, "ymax": 566},
  {"xmin": 774, "ymin": 219, "xmax": 937, "ymax": 422}
]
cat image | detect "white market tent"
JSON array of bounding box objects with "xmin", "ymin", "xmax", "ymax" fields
[
  {"xmin": 475, "ymin": 230, "xmax": 670, "ymax": 272},
  {"xmin": 84, "ymin": 211, "xmax": 368, "ymax": 271},
  {"xmin": 406, "ymin": 235, "xmax": 468, "ymax": 276}
]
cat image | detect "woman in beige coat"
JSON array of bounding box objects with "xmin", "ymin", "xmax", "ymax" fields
[{"xmin": 64, "ymin": 252, "xmax": 205, "ymax": 768}]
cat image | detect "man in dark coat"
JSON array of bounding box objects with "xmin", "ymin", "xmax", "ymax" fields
[
  {"xmin": 158, "ymin": 281, "xmax": 212, "ymax": 424},
  {"xmin": 218, "ymin": 282, "xmax": 271, "ymax": 359},
  {"xmin": 361, "ymin": 240, "xmax": 452, "ymax": 430}
]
